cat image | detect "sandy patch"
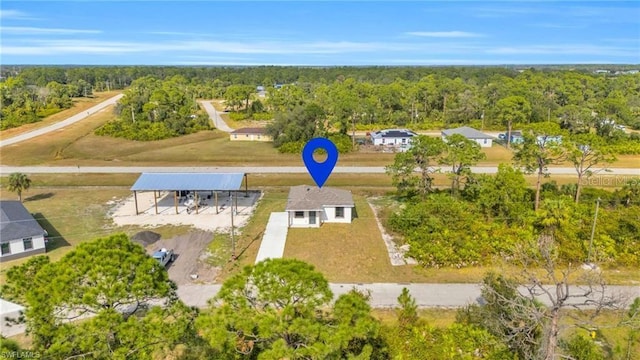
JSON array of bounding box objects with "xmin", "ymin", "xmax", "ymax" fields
[{"xmin": 109, "ymin": 190, "xmax": 261, "ymax": 232}]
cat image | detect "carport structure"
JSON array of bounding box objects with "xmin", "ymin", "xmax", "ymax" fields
[{"xmin": 130, "ymin": 173, "xmax": 248, "ymax": 215}]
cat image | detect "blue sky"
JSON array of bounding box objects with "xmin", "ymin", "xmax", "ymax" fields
[{"xmin": 1, "ymin": 1, "xmax": 639, "ymax": 65}]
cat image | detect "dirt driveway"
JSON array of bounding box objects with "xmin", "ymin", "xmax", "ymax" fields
[{"xmin": 148, "ymin": 231, "xmax": 219, "ymax": 285}]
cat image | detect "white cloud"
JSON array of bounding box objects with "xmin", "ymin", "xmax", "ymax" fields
[
  {"xmin": 1, "ymin": 39, "xmax": 415, "ymax": 56},
  {"xmin": 0, "ymin": 10, "xmax": 33, "ymax": 20},
  {"xmin": 1, "ymin": 26, "xmax": 102, "ymax": 35},
  {"xmin": 405, "ymin": 31, "xmax": 484, "ymax": 38}
]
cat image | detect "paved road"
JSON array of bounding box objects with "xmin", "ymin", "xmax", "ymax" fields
[
  {"xmin": 0, "ymin": 94, "xmax": 124, "ymax": 148},
  {"xmin": 3, "ymin": 283, "xmax": 637, "ymax": 337},
  {"xmin": 1, "ymin": 165, "xmax": 638, "ymax": 176},
  {"xmin": 178, "ymin": 282, "xmax": 640, "ymax": 308},
  {"xmin": 199, "ymin": 100, "xmax": 234, "ymax": 132}
]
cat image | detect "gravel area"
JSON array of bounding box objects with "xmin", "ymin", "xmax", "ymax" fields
[{"xmin": 147, "ymin": 231, "xmax": 219, "ymax": 285}]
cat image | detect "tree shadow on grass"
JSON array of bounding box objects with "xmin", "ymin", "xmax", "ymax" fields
[
  {"xmin": 24, "ymin": 193, "xmax": 55, "ymax": 202},
  {"xmin": 32, "ymin": 212, "xmax": 70, "ymax": 252}
]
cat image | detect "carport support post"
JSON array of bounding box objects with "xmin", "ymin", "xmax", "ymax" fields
[
  {"xmin": 231, "ymin": 193, "xmax": 235, "ymax": 259},
  {"xmin": 234, "ymin": 191, "xmax": 238, "ymax": 214},
  {"xmin": 244, "ymin": 174, "xmax": 248, "ymax": 197},
  {"xmin": 154, "ymin": 191, "xmax": 158, "ymax": 214},
  {"xmin": 195, "ymin": 192, "xmax": 199, "ymax": 214},
  {"xmin": 174, "ymin": 191, "xmax": 178, "ymax": 214},
  {"xmin": 215, "ymin": 192, "xmax": 219, "ymax": 214},
  {"xmin": 134, "ymin": 191, "xmax": 139, "ymax": 215}
]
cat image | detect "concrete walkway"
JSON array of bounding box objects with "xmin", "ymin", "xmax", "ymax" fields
[{"xmin": 255, "ymin": 212, "xmax": 289, "ymax": 263}]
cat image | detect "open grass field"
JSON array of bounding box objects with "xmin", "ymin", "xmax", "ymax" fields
[
  {"xmin": 0, "ymin": 91, "xmax": 122, "ymax": 140},
  {"xmin": 2, "ymin": 99, "xmax": 636, "ymax": 169}
]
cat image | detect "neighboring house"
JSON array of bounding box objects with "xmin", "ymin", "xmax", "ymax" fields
[
  {"xmin": 0, "ymin": 201, "xmax": 47, "ymax": 261},
  {"xmin": 229, "ymin": 127, "xmax": 272, "ymax": 142},
  {"xmin": 285, "ymin": 185, "xmax": 355, "ymax": 228},
  {"xmin": 441, "ymin": 126, "xmax": 494, "ymax": 148},
  {"xmin": 370, "ymin": 129, "xmax": 417, "ymax": 148}
]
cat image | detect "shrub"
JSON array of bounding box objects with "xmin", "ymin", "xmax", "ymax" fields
[{"xmin": 228, "ymin": 112, "xmax": 248, "ymax": 121}]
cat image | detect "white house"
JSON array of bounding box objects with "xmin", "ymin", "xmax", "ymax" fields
[
  {"xmin": 0, "ymin": 201, "xmax": 47, "ymax": 261},
  {"xmin": 285, "ymin": 185, "xmax": 354, "ymax": 228},
  {"xmin": 229, "ymin": 127, "xmax": 272, "ymax": 142},
  {"xmin": 441, "ymin": 126, "xmax": 494, "ymax": 147},
  {"xmin": 370, "ymin": 129, "xmax": 417, "ymax": 148}
]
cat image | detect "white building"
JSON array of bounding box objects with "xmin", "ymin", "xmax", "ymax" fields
[
  {"xmin": 285, "ymin": 186, "xmax": 354, "ymax": 228},
  {"xmin": 370, "ymin": 129, "xmax": 417, "ymax": 148},
  {"xmin": 0, "ymin": 201, "xmax": 47, "ymax": 261},
  {"xmin": 441, "ymin": 126, "xmax": 494, "ymax": 147}
]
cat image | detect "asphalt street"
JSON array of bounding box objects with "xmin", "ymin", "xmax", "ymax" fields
[
  {"xmin": 1, "ymin": 165, "xmax": 638, "ymax": 176},
  {"xmin": 0, "ymin": 94, "xmax": 124, "ymax": 148}
]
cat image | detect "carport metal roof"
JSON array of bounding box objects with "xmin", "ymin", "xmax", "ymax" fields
[{"xmin": 130, "ymin": 173, "xmax": 245, "ymax": 191}]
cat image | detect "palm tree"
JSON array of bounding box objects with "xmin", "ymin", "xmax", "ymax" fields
[{"xmin": 7, "ymin": 172, "xmax": 32, "ymax": 202}]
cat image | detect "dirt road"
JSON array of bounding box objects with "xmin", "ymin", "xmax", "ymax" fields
[{"xmin": 148, "ymin": 231, "xmax": 219, "ymax": 285}]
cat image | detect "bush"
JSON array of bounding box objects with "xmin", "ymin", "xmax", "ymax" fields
[
  {"xmin": 251, "ymin": 112, "xmax": 273, "ymax": 121},
  {"xmin": 277, "ymin": 141, "xmax": 305, "ymax": 154},
  {"xmin": 228, "ymin": 112, "xmax": 248, "ymax": 121}
]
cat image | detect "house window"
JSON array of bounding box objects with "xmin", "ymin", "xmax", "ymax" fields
[
  {"xmin": 381, "ymin": 138, "xmax": 385, "ymax": 144},
  {"xmin": 245, "ymin": 134, "xmax": 249, "ymax": 138},
  {"xmin": 335, "ymin": 207, "xmax": 344, "ymax": 218},
  {"xmin": 294, "ymin": 211, "xmax": 304, "ymax": 218},
  {"xmin": 233, "ymin": 134, "xmax": 238, "ymax": 139},
  {"xmin": 23, "ymin": 237, "xmax": 33, "ymax": 250},
  {"xmin": 257, "ymin": 135, "xmax": 261, "ymax": 139},
  {"xmin": 483, "ymin": 139, "xmax": 488, "ymax": 144},
  {"xmin": 1, "ymin": 243, "xmax": 10, "ymax": 255},
  {"xmin": 402, "ymin": 138, "xmax": 407, "ymax": 144}
]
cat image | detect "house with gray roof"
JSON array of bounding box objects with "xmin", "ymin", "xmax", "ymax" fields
[
  {"xmin": 441, "ymin": 126, "xmax": 494, "ymax": 147},
  {"xmin": 0, "ymin": 201, "xmax": 47, "ymax": 261},
  {"xmin": 370, "ymin": 129, "xmax": 417, "ymax": 150},
  {"xmin": 285, "ymin": 185, "xmax": 354, "ymax": 228}
]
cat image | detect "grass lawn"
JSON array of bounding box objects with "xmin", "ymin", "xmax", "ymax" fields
[
  {"xmin": 284, "ymin": 196, "xmax": 434, "ymax": 283},
  {"xmin": 215, "ymin": 191, "xmax": 289, "ymax": 281},
  {"xmin": 1, "ymin": 109, "xmax": 638, "ymax": 169},
  {"xmin": 0, "ymin": 91, "xmax": 122, "ymax": 140}
]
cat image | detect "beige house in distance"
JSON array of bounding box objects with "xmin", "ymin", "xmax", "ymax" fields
[
  {"xmin": 229, "ymin": 127, "xmax": 272, "ymax": 142},
  {"xmin": 285, "ymin": 185, "xmax": 354, "ymax": 228}
]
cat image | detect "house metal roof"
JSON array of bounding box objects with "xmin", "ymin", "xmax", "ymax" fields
[
  {"xmin": 0, "ymin": 201, "xmax": 46, "ymax": 243},
  {"xmin": 370, "ymin": 129, "xmax": 417, "ymax": 139},
  {"xmin": 441, "ymin": 126, "xmax": 493, "ymax": 139},
  {"xmin": 285, "ymin": 185, "xmax": 354, "ymax": 211},
  {"xmin": 130, "ymin": 173, "xmax": 244, "ymax": 191}
]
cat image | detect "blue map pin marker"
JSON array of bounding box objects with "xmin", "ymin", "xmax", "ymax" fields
[{"xmin": 302, "ymin": 138, "xmax": 338, "ymax": 188}]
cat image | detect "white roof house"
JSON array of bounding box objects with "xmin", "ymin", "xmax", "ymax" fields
[
  {"xmin": 441, "ymin": 126, "xmax": 494, "ymax": 148},
  {"xmin": 370, "ymin": 129, "xmax": 417, "ymax": 148},
  {"xmin": 285, "ymin": 185, "xmax": 355, "ymax": 228}
]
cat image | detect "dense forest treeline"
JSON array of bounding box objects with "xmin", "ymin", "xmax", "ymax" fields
[{"xmin": 2, "ymin": 66, "xmax": 639, "ymax": 151}]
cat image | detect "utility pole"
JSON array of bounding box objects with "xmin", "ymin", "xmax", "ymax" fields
[
  {"xmin": 587, "ymin": 197, "xmax": 601, "ymax": 265},
  {"xmin": 230, "ymin": 193, "xmax": 236, "ymax": 260}
]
